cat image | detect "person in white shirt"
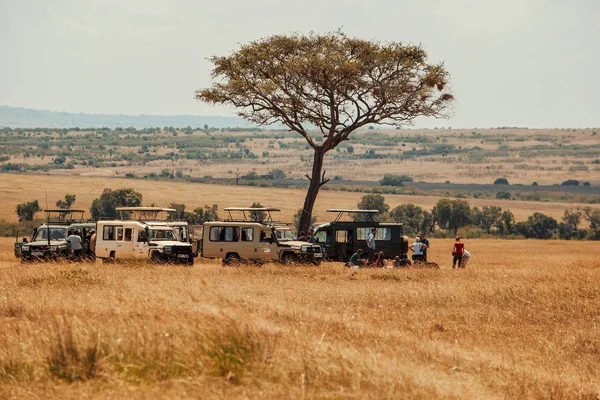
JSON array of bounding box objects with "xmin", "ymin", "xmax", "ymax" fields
[
  {"xmin": 67, "ymin": 231, "xmax": 83, "ymax": 258},
  {"xmin": 366, "ymin": 228, "xmax": 377, "ymax": 266},
  {"xmin": 409, "ymin": 237, "xmax": 428, "ymax": 262}
]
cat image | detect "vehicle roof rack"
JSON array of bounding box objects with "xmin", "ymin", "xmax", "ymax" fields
[
  {"xmin": 43, "ymin": 209, "xmax": 86, "ymax": 224},
  {"xmin": 116, "ymin": 207, "xmax": 176, "ymax": 221},
  {"xmin": 223, "ymin": 207, "xmax": 281, "ymax": 223},
  {"xmin": 326, "ymin": 209, "xmax": 380, "ymax": 222}
]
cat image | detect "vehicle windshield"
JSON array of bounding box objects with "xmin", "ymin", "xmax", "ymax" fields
[
  {"xmin": 275, "ymin": 229, "xmax": 296, "ymax": 241},
  {"xmin": 34, "ymin": 227, "xmax": 67, "ymax": 241},
  {"xmin": 148, "ymin": 229, "xmax": 177, "ymax": 241}
]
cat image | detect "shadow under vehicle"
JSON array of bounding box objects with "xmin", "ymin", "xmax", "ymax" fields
[
  {"xmin": 309, "ymin": 209, "xmax": 409, "ymax": 262},
  {"xmin": 201, "ymin": 207, "xmax": 323, "ymax": 265},
  {"xmin": 94, "ymin": 207, "xmax": 194, "ymax": 265},
  {"xmin": 17, "ymin": 209, "xmax": 96, "ymax": 262}
]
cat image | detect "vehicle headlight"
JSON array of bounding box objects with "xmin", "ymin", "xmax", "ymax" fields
[
  {"xmin": 21, "ymin": 245, "xmax": 29, "ymax": 252},
  {"xmin": 163, "ymin": 246, "xmax": 172, "ymax": 252}
]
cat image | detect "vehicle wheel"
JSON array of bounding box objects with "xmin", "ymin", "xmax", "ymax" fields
[
  {"xmin": 223, "ymin": 253, "xmax": 240, "ymax": 265},
  {"xmin": 281, "ymin": 253, "xmax": 297, "ymax": 264},
  {"xmin": 151, "ymin": 252, "xmax": 162, "ymax": 264}
]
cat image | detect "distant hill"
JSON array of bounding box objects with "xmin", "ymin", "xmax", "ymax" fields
[{"xmin": 0, "ymin": 105, "xmax": 254, "ymax": 129}]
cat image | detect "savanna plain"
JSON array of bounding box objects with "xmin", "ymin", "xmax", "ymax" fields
[
  {"xmin": 1, "ymin": 126, "xmax": 599, "ymax": 398},
  {"xmin": 1, "ymin": 237, "xmax": 599, "ymax": 399}
]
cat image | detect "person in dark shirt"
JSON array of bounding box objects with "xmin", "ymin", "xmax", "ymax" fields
[{"xmin": 418, "ymin": 232, "xmax": 430, "ymax": 262}]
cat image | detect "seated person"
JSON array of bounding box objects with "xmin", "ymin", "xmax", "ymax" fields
[
  {"xmin": 389, "ymin": 255, "xmax": 402, "ymax": 268},
  {"xmin": 374, "ymin": 251, "xmax": 385, "ymax": 268},
  {"xmin": 409, "ymin": 237, "xmax": 427, "ymax": 262},
  {"xmin": 347, "ymin": 249, "xmax": 364, "ymax": 267}
]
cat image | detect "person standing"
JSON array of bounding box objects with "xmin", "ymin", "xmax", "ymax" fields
[
  {"xmin": 409, "ymin": 236, "xmax": 427, "ymax": 262},
  {"xmin": 419, "ymin": 232, "xmax": 430, "ymax": 262},
  {"xmin": 452, "ymin": 236, "xmax": 465, "ymax": 269},
  {"xmin": 366, "ymin": 228, "xmax": 377, "ymax": 266},
  {"xmin": 67, "ymin": 230, "xmax": 83, "ymax": 258}
]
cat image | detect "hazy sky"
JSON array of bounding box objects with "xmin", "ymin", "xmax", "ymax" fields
[{"xmin": 1, "ymin": 0, "xmax": 598, "ymax": 128}]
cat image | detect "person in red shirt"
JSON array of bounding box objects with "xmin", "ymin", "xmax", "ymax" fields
[{"xmin": 452, "ymin": 236, "xmax": 465, "ymax": 269}]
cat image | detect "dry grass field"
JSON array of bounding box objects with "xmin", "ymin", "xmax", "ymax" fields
[
  {"xmin": 1, "ymin": 237, "xmax": 599, "ymax": 399},
  {"xmin": 2, "ymin": 173, "xmax": 597, "ymax": 225}
]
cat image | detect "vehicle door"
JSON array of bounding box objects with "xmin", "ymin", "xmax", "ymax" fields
[
  {"xmin": 99, "ymin": 225, "xmax": 119, "ymax": 258},
  {"xmin": 134, "ymin": 229, "xmax": 149, "ymax": 259},
  {"xmin": 239, "ymin": 227, "xmax": 255, "ymax": 259},
  {"xmin": 255, "ymin": 228, "xmax": 278, "ymax": 261},
  {"xmin": 335, "ymin": 229, "xmax": 354, "ymax": 262},
  {"xmin": 206, "ymin": 225, "xmax": 240, "ymax": 259},
  {"xmin": 116, "ymin": 227, "xmax": 134, "ymax": 258},
  {"xmin": 312, "ymin": 229, "xmax": 333, "ymax": 259}
]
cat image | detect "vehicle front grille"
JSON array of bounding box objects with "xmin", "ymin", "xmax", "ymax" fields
[{"xmin": 172, "ymin": 246, "xmax": 192, "ymax": 254}]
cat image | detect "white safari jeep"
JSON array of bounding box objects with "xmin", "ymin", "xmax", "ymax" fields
[
  {"xmin": 95, "ymin": 207, "xmax": 193, "ymax": 264},
  {"xmin": 200, "ymin": 207, "xmax": 323, "ymax": 264}
]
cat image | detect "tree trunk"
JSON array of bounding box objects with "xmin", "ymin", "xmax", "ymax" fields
[{"xmin": 298, "ymin": 148, "xmax": 326, "ymax": 234}]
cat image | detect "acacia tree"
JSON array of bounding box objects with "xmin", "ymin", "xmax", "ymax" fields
[{"xmin": 196, "ymin": 31, "xmax": 453, "ymax": 232}]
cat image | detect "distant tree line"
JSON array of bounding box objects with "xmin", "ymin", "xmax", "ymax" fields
[
  {"xmin": 354, "ymin": 194, "xmax": 600, "ymax": 240},
  {"xmin": 6, "ymin": 190, "xmax": 600, "ymax": 240}
]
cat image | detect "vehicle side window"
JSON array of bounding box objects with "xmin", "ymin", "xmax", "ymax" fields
[
  {"xmin": 124, "ymin": 228, "xmax": 132, "ymax": 242},
  {"xmin": 103, "ymin": 226, "xmax": 116, "ymax": 241},
  {"xmin": 137, "ymin": 230, "xmax": 147, "ymax": 242},
  {"xmin": 117, "ymin": 227, "xmax": 124, "ymax": 241},
  {"xmin": 210, "ymin": 226, "xmax": 240, "ymax": 242},
  {"xmin": 356, "ymin": 227, "xmax": 391, "ymax": 241},
  {"xmin": 335, "ymin": 230, "xmax": 347, "ymax": 243},
  {"xmin": 259, "ymin": 230, "xmax": 272, "ymax": 242},
  {"xmin": 210, "ymin": 227, "xmax": 222, "ymax": 241},
  {"xmin": 312, "ymin": 230, "xmax": 326, "ymax": 243},
  {"xmin": 241, "ymin": 228, "xmax": 254, "ymax": 242}
]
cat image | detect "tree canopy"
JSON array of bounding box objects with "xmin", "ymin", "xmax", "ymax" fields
[
  {"xmin": 196, "ymin": 31, "xmax": 453, "ymax": 232},
  {"xmin": 16, "ymin": 200, "xmax": 40, "ymax": 222},
  {"xmin": 89, "ymin": 188, "xmax": 143, "ymax": 221}
]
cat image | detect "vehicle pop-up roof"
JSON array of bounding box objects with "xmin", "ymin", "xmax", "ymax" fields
[
  {"xmin": 43, "ymin": 209, "xmax": 87, "ymax": 224},
  {"xmin": 326, "ymin": 209, "xmax": 380, "ymax": 222},
  {"xmin": 115, "ymin": 207, "xmax": 176, "ymax": 222},
  {"xmin": 224, "ymin": 207, "xmax": 282, "ymax": 224}
]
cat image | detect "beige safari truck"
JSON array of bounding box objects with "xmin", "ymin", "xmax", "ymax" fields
[
  {"xmin": 200, "ymin": 207, "xmax": 323, "ymax": 264},
  {"xmin": 95, "ymin": 207, "xmax": 193, "ymax": 264}
]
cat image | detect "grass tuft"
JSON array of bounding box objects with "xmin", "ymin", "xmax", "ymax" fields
[{"xmin": 46, "ymin": 324, "xmax": 103, "ymax": 382}]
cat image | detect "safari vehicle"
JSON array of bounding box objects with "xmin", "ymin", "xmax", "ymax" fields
[
  {"xmin": 310, "ymin": 209, "xmax": 409, "ymax": 262},
  {"xmin": 201, "ymin": 207, "xmax": 323, "ymax": 264},
  {"xmin": 116, "ymin": 207, "xmax": 202, "ymax": 257},
  {"xmin": 18, "ymin": 209, "xmax": 96, "ymax": 262},
  {"xmin": 95, "ymin": 207, "xmax": 193, "ymax": 264}
]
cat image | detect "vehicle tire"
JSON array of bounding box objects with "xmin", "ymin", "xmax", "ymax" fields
[
  {"xmin": 223, "ymin": 253, "xmax": 240, "ymax": 265},
  {"xmin": 151, "ymin": 251, "xmax": 162, "ymax": 264},
  {"xmin": 281, "ymin": 253, "xmax": 297, "ymax": 264}
]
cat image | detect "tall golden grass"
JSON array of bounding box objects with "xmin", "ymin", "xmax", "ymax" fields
[{"xmin": 1, "ymin": 237, "xmax": 599, "ymax": 399}]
